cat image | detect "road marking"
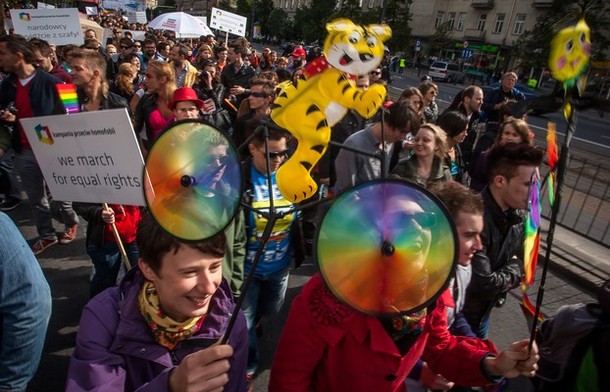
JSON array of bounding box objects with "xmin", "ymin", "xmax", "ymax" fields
[{"xmin": 528, "ymin": 123, "xmax": 610, "ymax": 149}]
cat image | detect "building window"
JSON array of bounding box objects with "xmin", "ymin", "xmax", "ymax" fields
[
  {"xmin": 291, "ymin": 0, "xmax": 295, "ymax": 8},
  {"xmin": 513, "ymin": 13, "xmax": 526, "ymax": 35},
  {"xmin": 456, "ymin": 12, "xmax": 466, "ymax": 31},
  {"xmin": 477, "ymin": 13, "xmax": 486, "ymax": 31},
  {"xmin": 435, "ymin": 11, "xmax": 444, "ymax": 28},
  {"xmin": 368, "ymin": 0, "xmax": 375, "ymax": 8},
  {"xmin": 447, "ymin": 12, "xmax": 456, "ymax": 30},
  {"xmin": 493, "ymin": 13, "xmax": 505, "ymax": 34}
]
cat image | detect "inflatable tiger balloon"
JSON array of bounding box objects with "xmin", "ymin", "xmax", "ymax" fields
[{"xmin": 271, "ymin": 18, "xmax": 392, "ymax": 203}]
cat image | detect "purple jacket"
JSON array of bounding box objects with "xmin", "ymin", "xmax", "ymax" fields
[{"xmin": 66, "ymin": 268, "xmax": 248, "ymax": 391}]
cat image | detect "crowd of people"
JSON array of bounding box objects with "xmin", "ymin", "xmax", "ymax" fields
[{"xmin": 0, "ymin": 11, "xmax": 608, "ymax": 392}]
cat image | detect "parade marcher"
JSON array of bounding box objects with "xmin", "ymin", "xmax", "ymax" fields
[
  {"xmin": 69, "ymin": 49, "xmax": 142, "ymax": 298},
  {"xmin": 0, "ymin": 34, "xmax": 79, "ymax": 254},
  {"xmin": 66, "ymin": 214, "xmax": 248, "ymax": 391},
  {"xmin": 437, "ymin": 110, "xmax": 469, "ymax": 185},
  {"xmin": 469, "ymin": 118, "xmax": 533, "ymax": 192},
  {"xmin": 391, "ymin": 124, "xmax": 452, "ymax": 189},
  {"xmin": 419, "ymin": 80, "xmax": 439, "ymax": 123},
  {"xmin": 482, "ymin": 72, "xmax": 525, "ymax": 123},
  {"xmin": 334, "ymin": 101, "xmax": 421, "ymax": 194},
  {"xmin": 269, "ymin": 191, "xmax": 539, "ymax": 391},
  {"xmin": 462, "ymin": 142, "xmax": 543, "ymax": 338},
  {"xmin": 0, "ymin": 212, "xmax": 52, "ymax": 391},
  {"xmin": 443, "ymin": 86, "xmax": 485, "ymax": 169},
  {"xmin": 221, "ymin": 41, "xmax": 256, "ymax": 107},
  {"xmin": 133, "ymin": 60, "xmax": 176, "ymax": 150},
  {"xmin": 241, "ymin": 121, "xmax": 304, "ymax": 380},
  {"xmin": 169, "ymin": 44, "xmax": 198, "ymax": 88},
  {"xmin": 29, "ymin": 37, "xmax": 72, "ymax": 83}
]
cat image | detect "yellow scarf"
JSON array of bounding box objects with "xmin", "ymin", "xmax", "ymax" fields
[{"xmin": 137, "ymin": 280, "xmax": 205, "ymax": 350}]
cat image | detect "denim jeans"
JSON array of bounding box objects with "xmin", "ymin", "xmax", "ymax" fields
[
  {"xmin": 0, "ymin": 212, "xmax": 52, "ymax": 392},
  {"xmin": 87, "ymin": 241, "xmax": 139, "ymax": 298},
  {"xmin": 13, "ymin": 149, "xmax": 79, "ymax": 240},
  {"xmin": 0, "ymin": 150, "xmax": 22, "ymax": 200},
  {"xmin": 241, "ymin": 267, "xmax": 290, "ymax": 375}
]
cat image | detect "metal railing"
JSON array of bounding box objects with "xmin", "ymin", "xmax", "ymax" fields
[{"xmin": 540, "ymin": 154, "xmax": 610, "ymax": 247}]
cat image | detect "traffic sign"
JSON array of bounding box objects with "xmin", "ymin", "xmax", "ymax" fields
[
  {"xmin": 463, "ymin": 40, "xmax": 469, "ymax": 49},
  {"xmin": 415, "ymin": 40, "xmax": 421, "ymax": 48}
]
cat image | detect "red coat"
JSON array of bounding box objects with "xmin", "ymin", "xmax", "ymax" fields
[{"xmin": 270, "ymin": 274, "xmax": 498, "ymax": 392}]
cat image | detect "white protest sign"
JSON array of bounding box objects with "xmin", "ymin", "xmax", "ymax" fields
[
  {"xmin": 127, "ymin": 11, "xmax": 147, "ymax": 24},
  {"xmin": 10, "ymin": 8, "xmax": 83, "ymax": 45},
  {"xmin": 86, "ymin": 6, "xmax": 98, "ymax": 15},
  {"xmin": 20, "ymin": 109, "xmax": 146, "ymax": 206},
  {"xmin": 37, "ymin": 2, "xmax": 56, "ymax": 9},
  {"xmin": 210, "ymin": 7, "xmax": 247, "ymax": 37}
]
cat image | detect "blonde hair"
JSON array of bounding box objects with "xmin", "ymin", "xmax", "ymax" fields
[
  {"xmin": 419, "ymin": 124, "xmax": 448, "ymax": 158},
  {"xmin": 146, "ymin": 60, "xmax": 176, "ymax": 101}
]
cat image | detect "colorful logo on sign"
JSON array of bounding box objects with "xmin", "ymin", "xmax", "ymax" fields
[
  {"xmin": 35, "ymin": 124, "xmax": 54, "ymax": 145},
  {"xmin": 19, "ymin": 12, "xmax": 31, "ymax": 21}
]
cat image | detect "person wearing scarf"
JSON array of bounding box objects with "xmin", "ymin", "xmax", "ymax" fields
[{"xmin": 66, "ymin": 214, "xmax": 248, "ymax": 391}]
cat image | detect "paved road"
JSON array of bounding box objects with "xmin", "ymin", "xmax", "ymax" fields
[{"xmin": 5, "ymin": 198, "xmax": 594, "ymax": 391}]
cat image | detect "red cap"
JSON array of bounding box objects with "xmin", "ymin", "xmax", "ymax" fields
[
  {"xmin": 168, "ymin": 87, "xmax": 204, "ymax": 110},
  {"xmin": 291, "ymin": 45, "xmax": 306, "ymax": 58}
]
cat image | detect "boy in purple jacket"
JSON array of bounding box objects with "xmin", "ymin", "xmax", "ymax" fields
[{"xmin": 66, "ymin": 213, "xmax": 248, "ymax": 391}]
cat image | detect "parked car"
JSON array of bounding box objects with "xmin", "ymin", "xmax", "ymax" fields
[{"xmin": 427, "ymin": 61, "xmax": 465, "ymax": 83}]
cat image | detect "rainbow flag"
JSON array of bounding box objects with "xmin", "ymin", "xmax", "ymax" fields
[
  {"xmin": 546, "ymin": 122, "xmax": 558, "ymax": 206},
  {"xmin": 56, "ymin": 84, "xmax": 79, "ymax": 114}
]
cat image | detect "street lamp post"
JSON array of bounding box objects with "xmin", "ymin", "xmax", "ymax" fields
[{"xmin": 380, "ymin": 0, "xmax": 388, "ymax": 24}]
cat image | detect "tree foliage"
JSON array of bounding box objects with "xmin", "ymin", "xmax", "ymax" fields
[
  {"xmin": 293, "ymin": 0, "xmax": 338, "ymax": 43},
  {"xmin": 514, "ymin": 0, "xmax": 609, "ymax": 70},
  {"xmin": 382, "ymin": 0, "xmax": 412, "ymax": 52},
  {"xmin": 267, "ymin": 8, "xmax": 293, "ymax": 40},
  {"xmin": 428, "ymin": 21, "xmax": 454, "ymax": 57}
]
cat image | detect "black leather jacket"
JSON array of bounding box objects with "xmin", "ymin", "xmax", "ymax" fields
[{"xmin": 462, "ymin": 186, "xmax": 525, "ymax": 332}]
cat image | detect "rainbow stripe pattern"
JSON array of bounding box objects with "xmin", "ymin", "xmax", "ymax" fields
[{"xmin": 56, "ymin": 84, "xmax": 79, "ymax": 114}]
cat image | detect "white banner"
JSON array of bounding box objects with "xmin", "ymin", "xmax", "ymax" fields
[
  {"xmin": 127, "ymin": 11, "xmax": 147, "ymax": 24},
  {"xmin": 9, "ymin": 8, "xmax": 83, "ymax": 45},
  {"xmin": 210, "ymin": 7, "xmax": 247, "ymax": 37},
  {"xmin": 86, "ymin": 7, "xmax": 98, "ymax": 15},
  {"xmin": 102, "ymin": 0, "xmax": 144, "ymax": 13},
  {"xmin": 20, "ymin": 109, "xmax": 146, "ymax": 206},
  {"xmin": 37, "ymin": 2, "xmax": 56, "ymax": 9}
]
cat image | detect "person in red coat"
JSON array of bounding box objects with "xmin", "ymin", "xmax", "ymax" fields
[{"xmin": 269, "ymin": 182, "xmax": 539, "ymax": 391}]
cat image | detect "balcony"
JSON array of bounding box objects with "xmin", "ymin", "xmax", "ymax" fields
[
  {"xmin": 471, "ymin": 0, "xmax": 494, "ymax": 8},
  {"xmin": 464, "ymin": 28, "xmax": 486, "ymax": 41},
  {"xmin": 532, "ymin": 0, "xmax": 553, "ymax": 8}
]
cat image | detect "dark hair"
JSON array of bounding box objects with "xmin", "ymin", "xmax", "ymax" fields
[
  {"xmin": 384, "ymin": 100, "xmax": 421, "ymax": 135},
  {"xmin": 28, "ymin": 37, "xmax": 53, "ymax": 57},
  {"xmin": 136, "ymin": 213, "xmax": 226, "ymax": 274},
  {"xmin": 173, "ymin": 44, "xmax": 189, "ymax": 58},
  {"xmin": 436, "ymin": 111, "xmax": 468, "ymax": 138},
  {"xmin": 143, "ymin": 38, "xmax": 156, "ymax": 48},
  {"xmin": 432, "ymin": 181, "xmax": 484, "ymax": 220},
  {"xmin": 495, "ymin": 118, "xmax": 532, "ymax": 145},
  {"xmin": 498, "ymin": 101, "xmax": 516, "ymax": 120},
  {"xmin": 446, "ymin": 85, "xmax": 482, "ymax": 111},
  {"xmin": 249, "ymin": 76, "xmax": 276, "ymax": 97},
  {"xmin": 119, "ymin": 37, "xmax": 133, "ymax": 48},
  {"xmin": 228, "ymin": 41, "xmax": 247, "ymax": 57},
  {"xmin": 248, "ymin": 116, "xmax": 289, "ymax": 146},
  {"xmin": 487, "ymin": 142, "xmax": 543, "ymax": 181},
  {"xmin": 0, "ymin": 34, "xmax": 34, "ymax": 64},
  {"xmin": 157, "ymin": 42, "xmax": 170, "ymax": 51},
  {"xmin": 418, "ymin": 80, "xmax": 438, "ymax": 96}
]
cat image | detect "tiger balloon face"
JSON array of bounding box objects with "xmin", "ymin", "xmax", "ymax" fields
[
  {"xmin": 324, "ymin": 19, "xmax": 392, "ymax": 76},
  {"xmin": 549, "ymin": 18, "xmax": 591, "ymax": 83}
]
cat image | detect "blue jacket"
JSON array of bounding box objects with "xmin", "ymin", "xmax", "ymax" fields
[
  {"xmin": 0, "ymin": 212, "xmax": 52, "ymax": 391},
  {"xmin": 481, "ymin": 86, "xmax": 526, "ymax": 122},
  {"xmin": 0, "ymin": 70, "xmax": 65, "ymax": 151},
  {"xmin": 66, "ymin": 268, "xmax": 248, "ymax": 391}
]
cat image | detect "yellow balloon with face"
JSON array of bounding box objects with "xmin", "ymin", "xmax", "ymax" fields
[{"xmin": 549, "ymin": 18, "xmax": 591, "ymax": 83}]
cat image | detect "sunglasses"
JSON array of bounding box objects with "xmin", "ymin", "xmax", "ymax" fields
[
  {"xmin": 120, "ymin": 45, "xmax": 130, "ymax": 49},
  {"xmin": 370, "ymin": 71, "xmax": 381, "ymax": 75},
  {"xmin": 250, "ymin": 92, "xmax": 268, "ymax": 98},
  {"xmin": 134, "ymin": 45, "xmax": 141, "ymax": 48},
  {"xmin": 261, "ymin": 149, "xmax": 289, "ymax": 159}
]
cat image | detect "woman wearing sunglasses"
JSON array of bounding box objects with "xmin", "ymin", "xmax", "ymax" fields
[{"xmin": 419, "ymin": 80, "xmax": 439, "ymax": 123}]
